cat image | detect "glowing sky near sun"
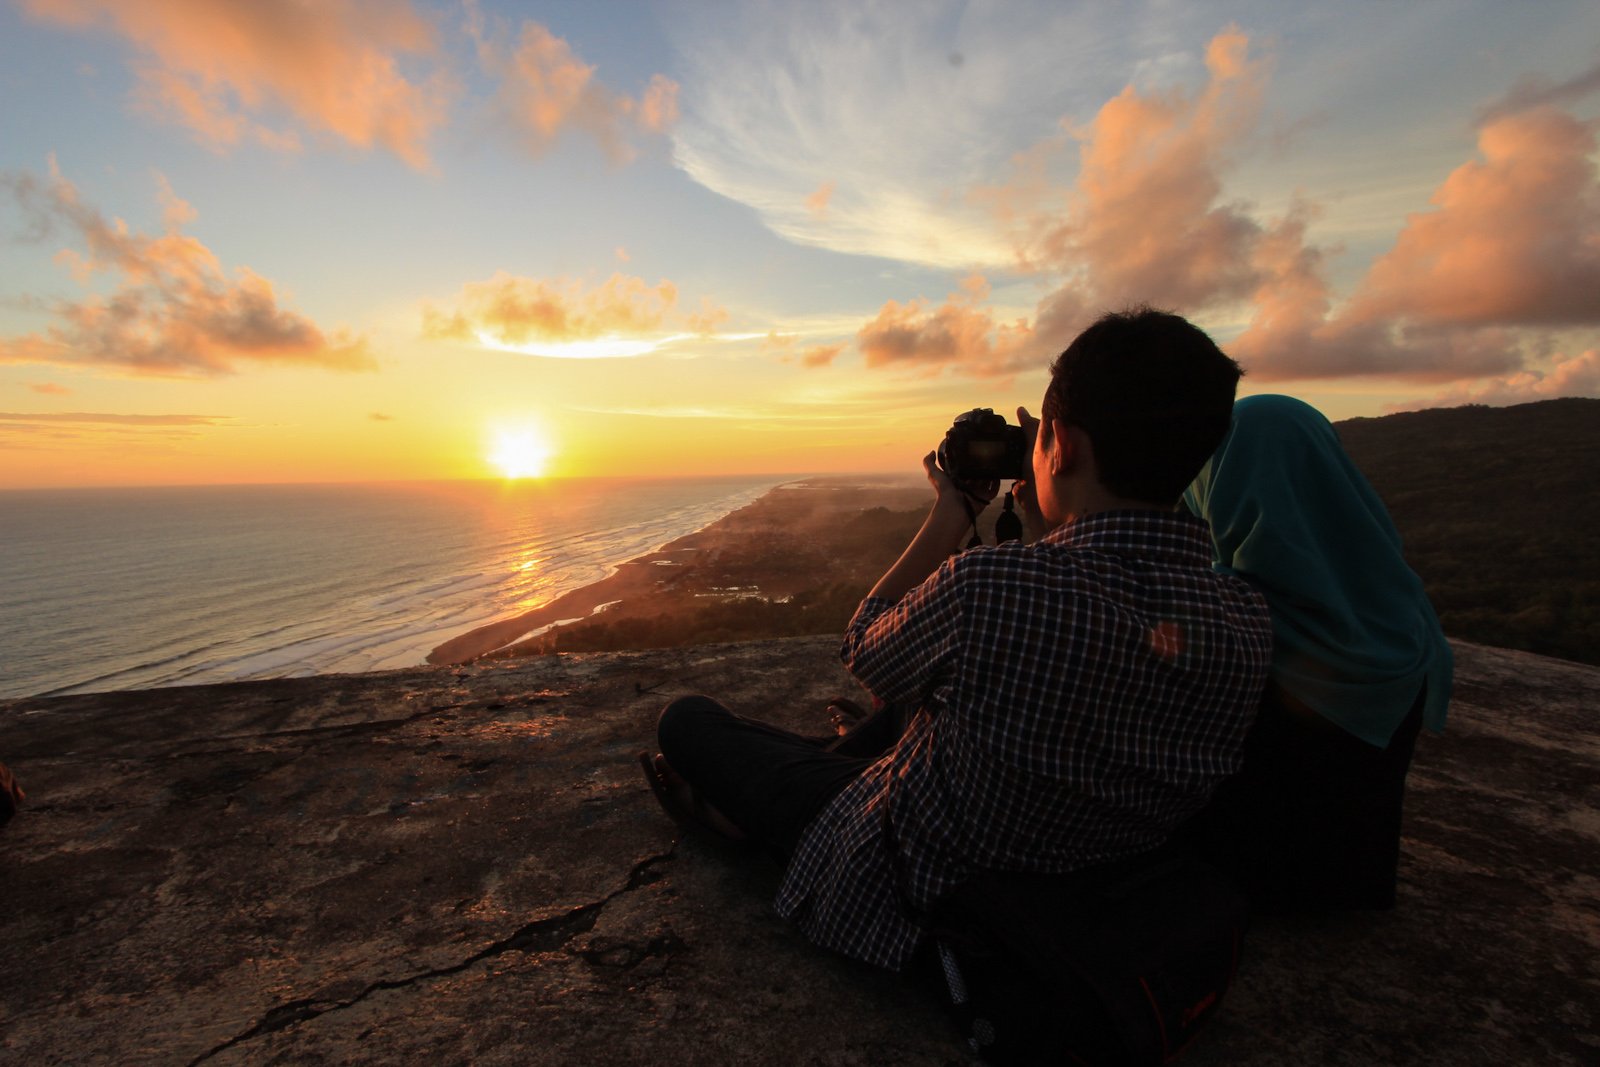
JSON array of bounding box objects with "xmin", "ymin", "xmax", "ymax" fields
[{"xmin": 0, "ymin": 0, "xmax": 1597, "ymax": 488}]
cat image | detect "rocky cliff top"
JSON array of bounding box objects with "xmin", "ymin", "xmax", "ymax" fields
[{"xmin": 2, "ymin": 638, "xmax": 1596, "ymax": 1065}]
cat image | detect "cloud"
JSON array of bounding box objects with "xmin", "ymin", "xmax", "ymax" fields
[
  {"xmin": 1341, "ymin": 107, "xmax": 1600, "ymax": 329},
  {"xmin": 1477, "ymin": 59, "xmax": 1600, "ymax": 124},
  {"xmin": 21, "ymin": 0, "xmax": 451, "ymax": 168},
  {"xmin": 668, "ymin": 0, "xmax": 1040, "ymax": 268},
  {"xmin": 466, "ymin": 3, "xmax": 678, "ymax": 164},
  {"xmin": 423, "ymin": 270, "xmax": 725, "ymax": 356},
  {"xmin": 1017, "ymin": 29, "xmax": 1268, "ymax": 299},
  {"xmin": 973, "ymin": 27, "xmax": 1275, "ymax": 350},
  {"xmin": 637, "ymin": 73, "xmax": 681, "ymax": 133},
  {"xmin": 1414, "ymin": 349, "xmax": 1600, "ymax": 409},
  {"xmin": 683, "ymin": 299, "xmax": 730, "ymax": 335},
  {"xmin": 1230, "ymin": 103, "xmax": 1600, "ymax": 382},
  {"xmin": 802, "ymin": 343, "xmax": 846, "ymax": 368},
  {"xmin": 28, "ymin": 382, "xmax": 71, "ymax": 395},
  {"xmin": 825, "ymin": 27, "xmax": 1303, "ymax": 380},
  {"xmin": 805, "ymin": 181, "xmax": 835, "ymax": 218},
  {"xmin": 835, "ymin": 28, "xmax": 1599, "ymax": 389},
  {"xmin": 856, "ymin": 275, "xmax": 1033, "ymax": 378},
  {"xmin": 0, "ymin": 159, "xmax": 374, "ymax": 377},
  {"xmin": 369, "ymin": 412, "xmax": 394, "ymax": 422},
  {"xmin": 764, "ymin": 331, "xmax": 846, "ymax": 368},
  {"xmin": 0, "ymin": 411, "xmax": 229, "ymax": 425}
]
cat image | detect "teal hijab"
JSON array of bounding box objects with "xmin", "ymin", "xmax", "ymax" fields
[{"xmin": 1184, "ymin": 394, "xmax": 1452, "ymax": 747}]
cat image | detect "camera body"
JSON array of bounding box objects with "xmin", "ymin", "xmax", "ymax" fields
[{"xmin": 938, "ymin": 408, "xmax": 1029, "ymax": 482}]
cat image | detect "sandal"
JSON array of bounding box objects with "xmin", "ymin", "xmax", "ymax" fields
[
  {"xmin": 637, "ymin": 752, "xmax": 748, "ymax": 842},
  {"xmin": 828, "ymin": 696, "xmax": 871, "ymax": 737}
]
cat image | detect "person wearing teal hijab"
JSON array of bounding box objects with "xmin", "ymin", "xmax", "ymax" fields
[{"xmin": 1180, "ymin": 393, "xmax": 1452, "ymax": 912}]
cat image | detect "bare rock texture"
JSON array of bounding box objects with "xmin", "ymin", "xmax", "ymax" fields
[{"xmin": 2, "ymin": 638, "xmax": 1596, "ymax": 1065}]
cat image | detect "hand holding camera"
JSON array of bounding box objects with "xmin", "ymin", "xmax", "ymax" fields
[
  {"xmin": 936, "ymin": 408, "xmax": 1032, "ymax": 545},
  {"xmin": 937, "ymin": 408, "xmax": 1029, "ymax": 483}
]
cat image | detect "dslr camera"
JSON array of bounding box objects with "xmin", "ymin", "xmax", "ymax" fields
[{"xmin": 937, "ymin": 408, "xmax": 1029, "ymax": 482}]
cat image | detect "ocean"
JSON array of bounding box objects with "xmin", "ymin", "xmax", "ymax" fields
[{"xmin": 0, "ymin": 476, "xmax": 784, "ymax": 700}]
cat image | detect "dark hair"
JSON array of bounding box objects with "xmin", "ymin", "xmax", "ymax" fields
[{"xmin": 1041, "ymin": 306, "xmax": 1242, "ymax": 504}]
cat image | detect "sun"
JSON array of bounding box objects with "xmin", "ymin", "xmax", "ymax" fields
[{"xmin": 488, "ymin": 424, "xmax": 555, "ymax": 479}]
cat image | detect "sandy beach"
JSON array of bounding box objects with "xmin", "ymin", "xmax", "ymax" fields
[{"xmin": 427, "ymin": 476, "xmax": 940, "ymax": 664}]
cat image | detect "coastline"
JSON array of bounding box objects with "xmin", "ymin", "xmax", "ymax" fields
[
  {"xmin": 0, "ymin": 475, "xmax": 786, "ymax": 701},
  {"xmin": 427, "ymin": 475, "xmax": 933, "ymax": 664}
]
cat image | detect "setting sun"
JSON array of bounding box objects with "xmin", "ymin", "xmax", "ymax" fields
[{"xmin": 488, "ymin": 425, "xmax": 555, "ymax": 479}]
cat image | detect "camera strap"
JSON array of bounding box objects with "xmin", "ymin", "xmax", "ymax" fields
[{"xmin": 961, "ymin": 496, "xmax": 984, "ymax": 549}]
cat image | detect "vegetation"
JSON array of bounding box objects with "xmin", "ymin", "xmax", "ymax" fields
[
  {"xmin": 1336, "ymin": 397, "xmax": 1599, "ymax": 666},
  {"xmin": 515, "ymin": 400, "xmax": 1600, "ymax": 668},
  {"xmin": 501, "ymin": 483, "xmax": 932, "ymax": 658}
]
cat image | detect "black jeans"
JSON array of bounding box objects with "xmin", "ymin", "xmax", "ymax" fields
[
  {"xmin": 1177, "ymin": 685, "xmax": 1426, "ymax": 913},
  {"xmin": 656, "ymin": 695, "xmax": 897, "ymax": 858}
]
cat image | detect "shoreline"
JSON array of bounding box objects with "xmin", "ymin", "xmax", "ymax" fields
[
  {"xmin": 0, "ymin": 475, "xmax": 792, "ymax": 702},
  {"xmin": 426, "ymin": 475, "xmax": 932, "ymax": 665}
]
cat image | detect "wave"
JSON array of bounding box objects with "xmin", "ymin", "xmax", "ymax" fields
[{"xmin": 1, "ymin": 476, "xmax": 785, "ymax": 700}]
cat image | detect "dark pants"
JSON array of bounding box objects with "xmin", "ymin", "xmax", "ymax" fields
[
  {"xmin": 657, "ymin": 695, "xmax": 896, "ymax": 858},
  {"xmin": 1178, "ymin": 686, "xmax": 1426, "ymax": 913}
]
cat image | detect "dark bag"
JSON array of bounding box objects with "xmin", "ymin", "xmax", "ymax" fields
[{"xmin": 923, "ymin": 848, "xmax": 1248, "ymax": 1066}]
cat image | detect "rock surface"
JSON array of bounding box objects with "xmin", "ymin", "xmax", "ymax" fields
[{"xmin": 2, "ymin": 638, "xmax": 1596, "ymax": 1065}]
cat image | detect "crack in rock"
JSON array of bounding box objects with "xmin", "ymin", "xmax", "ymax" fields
[{"xmin": 186, "ymin": 846, "xmax": 678, "ymax": 1066}]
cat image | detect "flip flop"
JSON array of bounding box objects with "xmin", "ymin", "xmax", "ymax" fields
[
  {"xmin": 637, "ymin": 752, "xmax": 749, "ymax": 842},
  {"xmin": 828, "ymin": 696, "xmax": 871, "ymax": 737}
]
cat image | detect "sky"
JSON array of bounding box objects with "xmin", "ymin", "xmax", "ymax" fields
[{"xmin": 1, "ymin": 0, "xmax": 1597, "ymax": 489}]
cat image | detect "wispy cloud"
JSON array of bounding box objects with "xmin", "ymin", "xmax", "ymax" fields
[
  {"xmin": 670, "ymin": 0, "xmax": 1062, "ymax": 268},
  {"xmin": 28, "ymin": 382, "xmax": 71, "ymax": 395},
  {"xmin": 20, "ymin": 0, "xmax": 452, "ymax": 168},
  {"xmin": 1476, "ymin": 59, "xmax": 1600, "ymax": 124},
  {"xmin": 0, "ymin": 159, "xmax": 374, "ymax": 377},
  {"xmin": 744, "ymin": 20, "xmax": 1600, "ymax": 398}
]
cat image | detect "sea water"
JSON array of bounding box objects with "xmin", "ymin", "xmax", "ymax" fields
[{"xmin": 0, "ymin": 476, "xmax": 783, "ymax": 700}]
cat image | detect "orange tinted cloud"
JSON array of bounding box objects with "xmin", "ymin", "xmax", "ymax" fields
[
  {"xmin": 886, "ymin": 28, "xmax": 1286, "ymax": 375},
  {"xmin": 1418, "ymin": 349, "xmax": 1600, "ymax": 408},
  {"xmin": 806, "ymin": 181, "xmax": 836, "ymax": 218},
  {"xmin": 1232, "ymin": 103, "xmax": 1599, "ymax": 381},
  {"xmin": 468, "ymin": 6, "xmax": 679, "ymax": 164},
  {"xmin": 856, "ymin": 275, "xmax": 1033, "ymax": 378},
  {"xmin": 0, "ymin": 161, "xmax": 373, "ymax": 377},
  {"xmin": 978, "ymin": 27, "xmax": 1270, "ymax": 340},
  {"xmin": 1062, "ymin": 29, "xmax": 1268, "ymax": 310},
  {"xmin": 29, "ymin": 382, "xmax": 71, "ymax": 395},
  {"xmin": 22, "ymin": 0, "xmax": 448, "ymax": 167},
  {"xmin": 762, "ymin": 332, "xmax": 842, "ymax": 367},
  {"xmin": 424, "ymin": 271, "xmax": 721, "ymax": 348},
  {"xmin": 1344, "ymin": 107, "xmax": 1600, "ymax": 329},
  {"xmin": 636, "ymin": 73, "xmax": 681, "ymax": 134},
  {"xmin": 960, "ymin": 31, "xmax": 1599, "ymax": 391},
  {"xmin": 802, "ymin": 343, "xmax": 846, "ymax": 368}
]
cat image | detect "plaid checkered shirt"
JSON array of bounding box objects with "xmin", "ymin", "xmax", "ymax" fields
[{"xmin": 774, "ymin": 509, "xmax": 1272, "ymax": 971}]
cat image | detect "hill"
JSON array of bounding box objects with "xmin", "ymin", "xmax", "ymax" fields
[
  {"xmin": 500, "ymin": 399, "xmax": 1599, "ymax": 669},
  {"xmin": 1334, "ymin": 397, "xmax": 1600, "ymax": 665}
]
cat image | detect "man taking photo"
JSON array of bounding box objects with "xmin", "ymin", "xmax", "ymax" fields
[{"xmin": 641, "ymin": 306, "xmax": 1272, "ymax": 973}]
